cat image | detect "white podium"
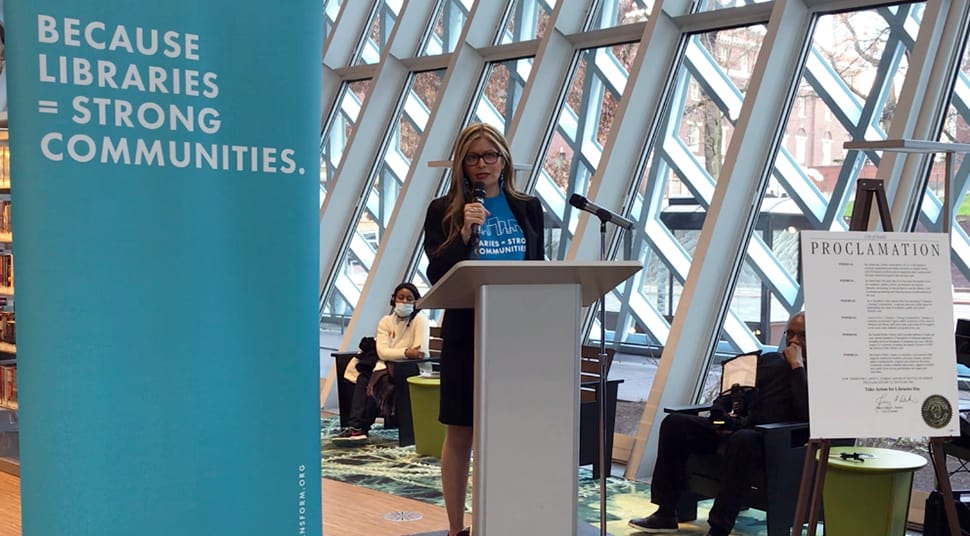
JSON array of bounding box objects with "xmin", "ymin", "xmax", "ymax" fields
[{"xmin": 418, "ymin": 260, "xmax": 641, "ymax": 535}]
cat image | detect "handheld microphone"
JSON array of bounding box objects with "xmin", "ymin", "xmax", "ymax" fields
[
  {"xmin": 568, "ymin": 193, "xmax": 635, "ymax": 230},
  {"xmin": 470, "ymin": 182, "xmax": 486, "ymax": 241}
]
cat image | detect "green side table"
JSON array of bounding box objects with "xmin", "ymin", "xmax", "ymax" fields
[
  {"xmin": 406, "ymin": 376, "xmax": 447, "ymax": 458},
  {"xmin": 821, "ymin": 446, "xmax": 927, "ymax": 536}
]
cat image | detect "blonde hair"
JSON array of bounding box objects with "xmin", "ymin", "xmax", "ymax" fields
[{"xmin": 434, "ymin": 123, "xmax": 529, "ymax": 254}]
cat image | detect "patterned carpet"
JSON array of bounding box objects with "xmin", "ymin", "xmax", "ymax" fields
[{"xmin": 320, "ymin": 417, "xmax": 771, "ymax": 535}]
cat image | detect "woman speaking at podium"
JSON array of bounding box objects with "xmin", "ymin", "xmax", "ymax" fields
[{"xmin": 423, "ymin": 122, "xmax": 544, "ymax": 536}]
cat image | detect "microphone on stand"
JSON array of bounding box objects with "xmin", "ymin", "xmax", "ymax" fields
[
  {"xmin": 568, "ymin": 193, "xmax": 635, "ymax": 230},
  {"xmin": 470, "ymin": 182, "xmax": 486, "ymax": 243}
]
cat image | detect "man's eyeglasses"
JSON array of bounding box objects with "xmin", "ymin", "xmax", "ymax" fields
[
  {"xmin": 463, "ymin": 151, "xmax": 503, "ymax": 165},
  {"xmin": 784, "ymin": 329, "xmax": 806, "ymax": 338}
]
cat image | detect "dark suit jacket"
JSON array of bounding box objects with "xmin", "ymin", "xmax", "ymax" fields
[
  {"xmin": 423, "ymin": 194, "xmax": 545, "ymax": 342},
  {"xmin": 751, "ymin": 351, "xmax": 809, "ymax": 425}
]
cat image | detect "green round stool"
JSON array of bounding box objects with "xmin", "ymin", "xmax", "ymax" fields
[
  {"xmin": 821, "ymin": 446, "xmax": 927, "ymax": 536},
  {"xmin": 406, "ymin": 376, "xmax": 447, "ymax": 458}
]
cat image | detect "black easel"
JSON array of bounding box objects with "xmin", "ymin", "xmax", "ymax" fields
[
  {"xmin": 928, "ymin": 437, "xmax": 962, "ymax": 536},
  {"xmin": 791, "ymin": 179, "xmax": 960, "ymax": 536},
  {"xmin": 847, "ymin": 178, "xmax": 894, "ymax": 232}
]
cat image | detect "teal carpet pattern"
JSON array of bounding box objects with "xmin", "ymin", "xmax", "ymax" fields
[
  {"xmin": 320, "ymin": 417, "xmax": 769, "ymax": 535},
  {"xmin": 321, "ymin": 417, "xmax": 447, "ymax": 506}
]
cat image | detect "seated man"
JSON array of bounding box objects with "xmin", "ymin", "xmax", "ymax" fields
[
  {"xmin": 332, "ymin": 282, "xmax": 430, "ymax": 445},
  {"xmin": 629, "ymin": 312, "xmax": 808, "ymax": 536}
]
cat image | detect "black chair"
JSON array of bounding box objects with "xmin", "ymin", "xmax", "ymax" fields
[
  {"xmin": 387, "ymin": 359, "xmax": 439, "ymax": 446},
  {"xmin": 330, "ymin": 327, "xmax": 443, "ymax": 447},
  {"xmin": 665, "ymin": 404, "xmax": 852, "ymax": 536},
  {"xmin": 388, "ymin": 327, "xmax": 443, "ymax": 445},
  {"xmin": 578, "ymin": 345, "xmax": 621, "ymax": 478}
]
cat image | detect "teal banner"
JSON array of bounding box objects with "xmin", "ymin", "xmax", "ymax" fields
[{"xmin": 4, "ymin": 3, "xmax": 322, "ymax": 535}]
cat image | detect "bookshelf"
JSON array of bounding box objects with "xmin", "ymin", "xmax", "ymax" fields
[
  {"xmin": 0, "ymin": 129, "xmax": 14, "ymax": 476},
  {"xmin": 0, "ymin": 129, "xmax": 13, "ymax": 414}
]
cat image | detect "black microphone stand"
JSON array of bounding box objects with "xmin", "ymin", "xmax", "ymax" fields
[{"xmin": 595, "ymin": 216, "xmax": 616, "ymax": 536}]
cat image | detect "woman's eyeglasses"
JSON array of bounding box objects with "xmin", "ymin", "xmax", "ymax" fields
[
  {"xmin": 463, "ymin": 151, "xmax": 502, "ymax": 165},
  {"xmin": 784, "ymin": 329, "xmax": 806, "ymax": 338}
]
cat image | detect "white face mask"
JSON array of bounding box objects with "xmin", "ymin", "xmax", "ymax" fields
[{"xmin": 394, "ymin": 303, "xmax": 414, "ymax": 318}]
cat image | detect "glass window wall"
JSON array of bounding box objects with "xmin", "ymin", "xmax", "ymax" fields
[
  {"xmin": 320, "ymin": 71, "xmax": 444, "ymax": 330},
  {"xmin": 320, "ymin": 80, "xmax": 373, "ymax": 205}
]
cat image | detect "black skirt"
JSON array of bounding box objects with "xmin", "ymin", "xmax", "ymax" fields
[{"xmin": 438, "ymin": 314, "xmax": 475, "ymax": 426}]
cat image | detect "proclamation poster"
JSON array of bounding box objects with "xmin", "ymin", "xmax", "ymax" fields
[{"xmin": 802, "ymin": 231, "xmax": 959, "ymax": 439}]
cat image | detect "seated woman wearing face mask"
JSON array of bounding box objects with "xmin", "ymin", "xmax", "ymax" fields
[{"xmin": 332, "ymin": 282, "xmax": 431, "ymax": 445}]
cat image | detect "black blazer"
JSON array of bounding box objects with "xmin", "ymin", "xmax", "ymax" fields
[{"xmin": 423, "ymin": 194, "xmax": 545, "ymax": 342}]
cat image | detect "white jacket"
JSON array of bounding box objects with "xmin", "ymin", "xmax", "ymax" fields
[{"xmin": 344, "ymin": 312, "xmax": 431, "ymax": 383}]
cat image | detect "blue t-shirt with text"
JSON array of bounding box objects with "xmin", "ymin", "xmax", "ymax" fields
[{"xmin": 477, "ymin": 193, "xmax": 527, "ymax": 260}]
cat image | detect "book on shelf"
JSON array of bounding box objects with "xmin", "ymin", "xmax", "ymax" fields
[
  {"xmin": 0, "ymin": 254, "xmax": 11, "ymax": 289},
  {"xmin": 0, "ymin": 201, "xmax": 10, "ymax": 235},
  {"xmin": 0, "ymin": 364, "xmax": 14, "ymax": 410},
  {"xmin": 0, "ymin": 311, "xmax": 14, "ymax": 345}
]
